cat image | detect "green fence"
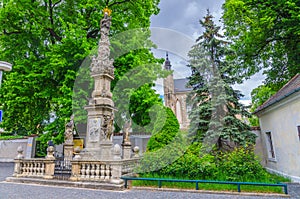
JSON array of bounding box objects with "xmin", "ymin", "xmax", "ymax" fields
[{"xmin": 121, "ymin": 176, "xmax": 288, "ymax": 195}]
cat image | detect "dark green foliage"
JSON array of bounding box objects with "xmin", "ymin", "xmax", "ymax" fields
[
  {"xmin": 249, "ymin": 85, "xmax": 276, "ymax": 126},
  {"xmin": 147, "ymin": 106, "xmax": 180, "ymax": 152},
  {"xmin": 129, "ymin": 83, "xmax": 163, "ymax": 132},
  {"xmin": 112, "ymin": 48, "xmax": 167, "ymax": 133},
  {"xmin": 135, "ymin": 107, "xmax": 190, "ymax": 174},
  {"xmin": 215, "ymin": 146, "xmax": 270, "ymax": 181},
  {"xmin": 156, "ymin": 142, "xmax": 217, "ymax": 179},
  {"xmin": 223, "ymin": 0, "xmax": 300, "ymax": 90},
  {"xmin": 0, "ymin": 0, "xmax": 162, "ymax": 144},
  {"xmin": 187, "ymin": 11, "xmax": 256, "ymax": 151},
  {"xmin": 141, "ymin": 143, "xmax": 287, "ymax": 184}
]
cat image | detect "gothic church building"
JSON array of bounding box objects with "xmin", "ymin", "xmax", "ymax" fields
[{"xmin": 163, "ymin": 53, "xmax": 191, "ymax": 129}]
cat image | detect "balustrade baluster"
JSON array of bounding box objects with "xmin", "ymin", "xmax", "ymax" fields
[
  {"xmin": 95, "ymin": 164, "xmax": 100, "ymax": 179},
  {"xmin": 29, "ymin": 162, "xmax": 33, "ymax": 176},
  {"xmin": 33, "ymin": 162, "xmax": 37, "ymax": 175},
  {"xmin": 41, "ymin": 163, "xmax": 45, "ymax": 175},
  {"xmin": 90, "ymin": 164, "xmax": 95, "ymax": 179},
  {"xmin": 105, "ymin": 165, "xmax": 111, "ymax": 180},
  {"xmin": 36, "ymin": 163, "xmax": 40, "ymax": 175},
  {"xmin": 20, "ymin": 163, "xmax": 26, "ymax": 175},
  {"xmin": 100, "ymin": 165, "xmax": 105, "ymax": 180},
  {"xmin": 86, "ymin": 164, "xmax": 90, "ymax": 179},
  {"xmin": 25, "ymin": 163, "xmax": 29, "ymax": 175},
  {"xmin": 81, "ymin": 163, "xmax": 86, "ymax": 179}
]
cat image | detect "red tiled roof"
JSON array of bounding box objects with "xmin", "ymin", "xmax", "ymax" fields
[{"xmin": 255, "ymin": 74, "xmax": 300, "ymax": 113}]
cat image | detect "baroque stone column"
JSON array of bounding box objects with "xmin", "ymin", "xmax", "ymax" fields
[{"xmin": 83, "ymin": 10, "xmax": 115, "ymax": 160}]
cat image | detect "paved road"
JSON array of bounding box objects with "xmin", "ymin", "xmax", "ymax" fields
[{"xmin": 0, "ymin": 163, "xmax": 298, "ymax": 199}]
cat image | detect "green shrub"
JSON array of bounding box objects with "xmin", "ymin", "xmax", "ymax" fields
[
  {"xmin": 139, "ymin": 142, "xmax": 289, "ymax": 184},
  {"xmin": 215, "ymin": 146, "xmax": 270, "ymax": 181},
  {"xmin": 157, "ymin": 142, "xmax": 217, "ymax": 179},
  {"xmin": 146, "ymin": 106, "xmax": 179, "ymax": 152}
]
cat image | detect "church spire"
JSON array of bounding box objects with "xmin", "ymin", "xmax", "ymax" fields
[{"xmin": 164, "ymin": 52, "xmax": 172, "ymax": 70}]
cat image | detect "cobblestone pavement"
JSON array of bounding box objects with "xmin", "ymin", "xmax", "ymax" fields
[{"xmin": 0, "ymin": 163, "xmax": 299, "ymax": 199}]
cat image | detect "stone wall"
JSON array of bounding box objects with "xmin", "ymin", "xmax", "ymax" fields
[{"xmin": 0, "ymin": 137, "xmax": 36, "ymax": 162}]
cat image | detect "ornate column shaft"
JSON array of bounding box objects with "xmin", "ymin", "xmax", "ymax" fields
[{"xmin": 83, "ymin": 9, "xmax": 115, "ymax": 160}]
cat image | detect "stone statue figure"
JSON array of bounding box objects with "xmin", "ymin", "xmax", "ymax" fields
[
  {"xmin": 102, "ymin": 113, "xmax": 114, "ymax": 141},
  {"xmin": 123, "ymin": 119, "xmax": 131, "ymax": 144},
  {"xmin": 64, "ymin": 114, "xmax": 74, "ymax": 145},
  {"xmin": 100, "ymin": 13, "xmax": 111, "ymax": 36}
]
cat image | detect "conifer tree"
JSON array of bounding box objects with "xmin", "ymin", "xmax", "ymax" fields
[{"xmin": 187, "ymin": 10, "xmax": 256, "ymax": 151}]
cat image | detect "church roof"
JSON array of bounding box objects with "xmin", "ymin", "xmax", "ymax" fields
[
  {"xmin": 255, "ymin": 73, "xmax": 300, "ymax": 113},
  {"xmin": 174, "ymin": 78, "xmax": 192, "ymax": 93}
]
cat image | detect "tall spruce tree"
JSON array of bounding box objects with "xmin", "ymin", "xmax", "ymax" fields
[{"xmin": 187, "ymin": 11, "xmax": 256, "ymax": 151}]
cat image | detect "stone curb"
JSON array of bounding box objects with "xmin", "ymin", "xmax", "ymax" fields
[
  {"xmin": 131, "ymin": 186, "xmax": 290, "ymax": 198},
  {"xmin": 6, "ymin": 177, "xmax": 125, "ymax": 191}
]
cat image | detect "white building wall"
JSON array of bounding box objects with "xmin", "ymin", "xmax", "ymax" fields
[{"xmin": 258, "ymin": 93, "xmax": 300, "ymax": 182}]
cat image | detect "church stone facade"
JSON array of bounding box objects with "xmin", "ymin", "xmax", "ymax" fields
[{"xmin": 163, "ymin": 53, "xmax": 191, "ymax": 129}]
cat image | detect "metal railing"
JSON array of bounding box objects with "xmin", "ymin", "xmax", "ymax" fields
[{"xmin": 121, "ymin": 176, "xmax": 288, "ymax": 195}]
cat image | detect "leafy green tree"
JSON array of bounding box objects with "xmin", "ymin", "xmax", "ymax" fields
[
  {"xmin": 0, "ymin": 0, "xmax": 161, "ymax": 142},
  {"xmin": 222, "ymin": 0, "xmax": 300, "ymax": 90},
  {"xmin": 146, "ymin": 106, "xmax": 180, "ymax": 152},
  {"xmin": 187, "ymin": 11, "xmax": 256, "ymax": 151},
  {"xmin": 112, "ymin": 48, "xmax": 168, "ymax": 133},
  {"xmin": 129, "ymin": 83, "xmax": 163, "ymax": 132},
  {"xmin": 249, "ymin": 85, "xmax": 276, "ymax": 126}
]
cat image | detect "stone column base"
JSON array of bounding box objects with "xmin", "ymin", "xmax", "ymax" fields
[
  {"xmin": 100, "ymin": 142, "xmax": 113, "ymax": 160},
  {"xmin": 122, "ymin": 142, "xmax": 132, "ymax": 159}
]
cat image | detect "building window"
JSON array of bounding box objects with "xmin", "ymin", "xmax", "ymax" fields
[{"xmin": 266, "ymin": 132, "xmax": 275, "ymax": 159}]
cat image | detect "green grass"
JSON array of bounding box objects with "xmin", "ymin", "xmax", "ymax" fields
[{"xmin": 132, "ymin": 173, "xmax": 289, "ymax": 194}]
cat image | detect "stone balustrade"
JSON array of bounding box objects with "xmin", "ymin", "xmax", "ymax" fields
[
  {"xmin": 12, "ymin": 144, "xmax": 140, "ymax": 187},
  {"xmin": 70, "ymin": 160, "xmax": 125, "ymax": 184},
  {"xmin": 13, "ymin": 159, "xmax": 54, "ymax": 178},
  {"xmin": 71, "ymin": 161, "xmax": 112, "ymax": 181},
  {"xmin": 121, "ymin": 158, "xmax": 140, "ymax": 176}
]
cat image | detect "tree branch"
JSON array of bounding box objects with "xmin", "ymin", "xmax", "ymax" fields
[
  {"xmin": 46, "ymin": 28, "xmax": 62, "ymax": 41},
  {"xmin": 109, "ymin": 0, "xmax": 132, "ymax": 7},
  {"xmin": 52, "ymin": 0, "xmax": 62, "ymax": 8},
  {"xmin": 3, "ymin": 30, "xmax": 22, "ymax": 35},
  {"xmin": 87, "ymin": 29, "xmax": 100, "ymax": 39}
]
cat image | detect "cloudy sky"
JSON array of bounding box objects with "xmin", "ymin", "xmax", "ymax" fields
[{"xmin": 149, "ymin": 0, "xmax": 264, "ymax": 102}]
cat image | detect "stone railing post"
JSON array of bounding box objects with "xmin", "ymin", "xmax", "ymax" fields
[
  {"xmin": 44, "ymin": 159, "xmax": 55, "ymax": 179},
  {"xmin": 133, "ymin": 146, "xmax": 140, "ymax": 158},
  {"xmin": 110, "ymin": 144, "xmax": 123, "ymax": 184},
  {"xmin": 44, "ymin": 146, "xmax": 55, "ymax": 179},
  {"xmin": 113, "ymin": 144, "xmax": 121, "ymax": 160},
  {"xmin": 70, "ymin": 160, "xmax": 80, "ymax": 181},
  {"xmin": 110, "ymin": 161, "xmax": 123, "ymax": 184},
  {"xmin": 13, "ymin": 146, "xmax": 24, "ymax": 177}
]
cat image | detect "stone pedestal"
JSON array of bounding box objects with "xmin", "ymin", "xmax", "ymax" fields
[
  {"xmin": 100, "ymin": 141, "xmax": 113, "ymax": 160},
  {"xmin": 64, "ymin": 144, "xmax": 74, "ymax": 160},
  {"xmin": 82, "ymin": 105, "xmax": 114, "ymax": 160},
  {"xmin": 122, "ymin": 142, "xmax": 132, "ymax": 159}
]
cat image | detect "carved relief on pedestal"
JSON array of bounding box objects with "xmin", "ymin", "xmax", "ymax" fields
[
  {"xmin": 101, "ymin": 113, "xmax": 114, "ymax": 141},
  {"xmin": 88, "ymin": 118, "xmax": 101, "ymax": 142}
]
